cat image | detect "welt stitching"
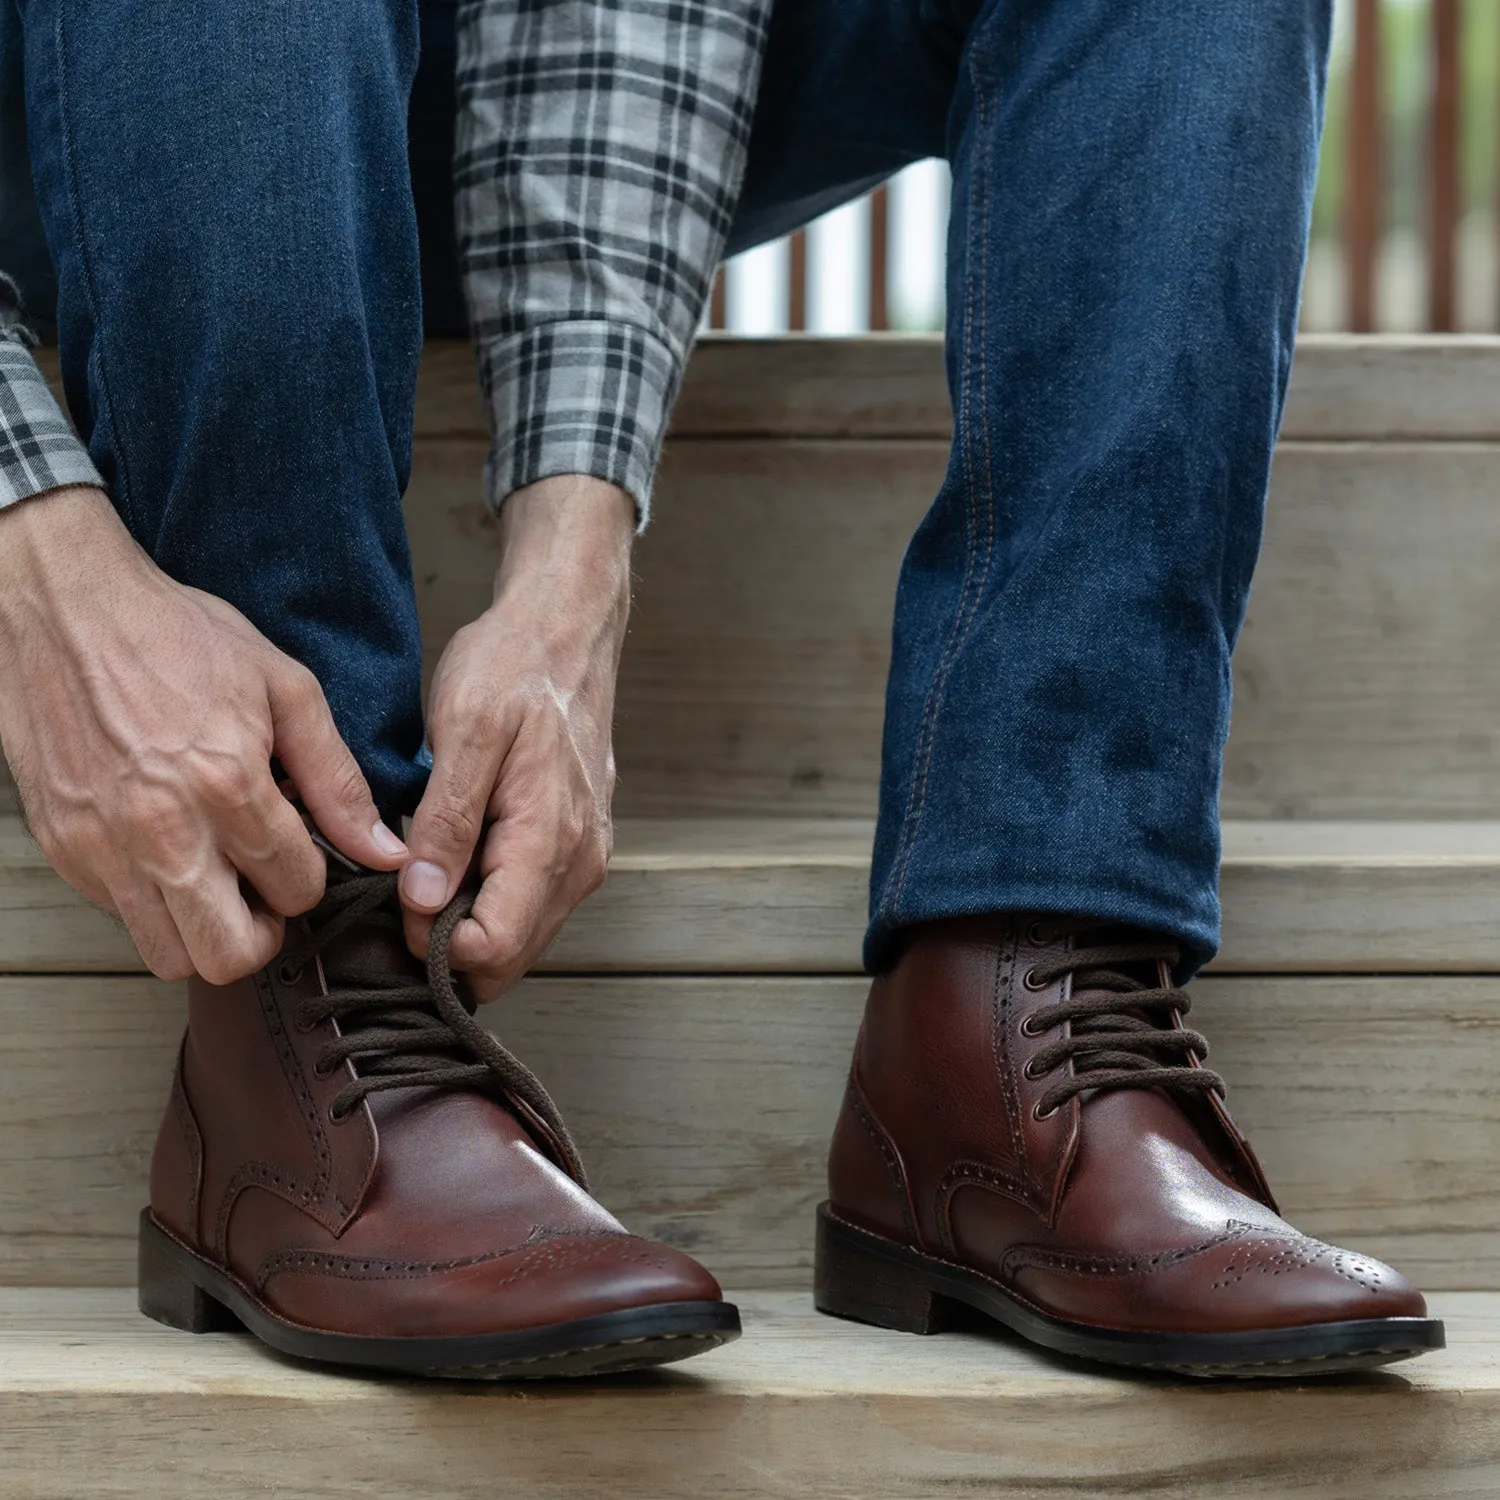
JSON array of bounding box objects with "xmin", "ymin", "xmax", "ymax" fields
[
  {"xmin": 884, "ymin": 50, "xmax": 999, "ymax": 920},
  {"xmin": 845, "ymin": 1072, "xmax": 918, "ymax": 1243}
]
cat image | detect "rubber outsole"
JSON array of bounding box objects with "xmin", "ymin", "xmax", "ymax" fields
[
  {"xmin": 138, "ymin": 1210, "xmax": 741, "ymax": 1380},
  {"xmin": 813, "ymin": 1204, "xmax": 1446, "ymax": 1379}
]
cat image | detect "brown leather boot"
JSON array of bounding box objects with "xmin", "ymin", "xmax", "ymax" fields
[
  {"xmin": 140, "ymin": 858, "xmax": 739, "ymax": 1378},
  {"xmin": 816, "ymin": 915, "xmax": 1444, "ymax": 1377}
]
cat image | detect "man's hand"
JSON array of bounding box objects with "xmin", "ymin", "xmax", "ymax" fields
[
  {"xmin": 0, "ymin": 485, "xmax": 407, "ymax": 983},
  {"xmin": 399, "ymin": 474, "xmax": 633, "ymax": 1000}
]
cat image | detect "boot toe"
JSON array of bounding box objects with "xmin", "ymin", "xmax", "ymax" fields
[{"xmin": 262, "ymin": 1232, "xmax": 726, "ymax": 1339}]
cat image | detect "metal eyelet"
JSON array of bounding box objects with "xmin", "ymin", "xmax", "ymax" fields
[
  {"xmin": 1022, "ymin": 967, "xmax": 1048, "ymax": 992},
  {"xmin": 277, "ymin": 958, "xmax": 305, "ymax": 987},
  {"xmin": 327, "ymin": 1103, "xmax": 351, "ymax": 1126},
  {"xmin": 292, "ymin": 1011, "xmax": 316, "ymax": 1035},
  {"xmin": 1025, "ymin": 921, "xmax": 1052, "ymax": 947},
  {"xmin": 1022, "ymin": 1057, "xmax": 1047, "ymax": 1081},
  {"xmin": 312, "ymin": 1057, "xmax": 335, "ymax": 1081},
  {"xmin": 1032, "ymin": 1100, "xmax": 1059, "ymax": 1122},
  {"xmin": 1020, "ymin": 1013, "xmax": 1046, "ymax": 1038}
]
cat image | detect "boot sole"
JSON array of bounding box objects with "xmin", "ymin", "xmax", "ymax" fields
[
  {"xmin": 139, "ymin": 1210, "xmax": 741, "ymax": 1380},
  {"xmin": 814, "ymin": 1204, "xmax": 1446, "ymax": 1379}
]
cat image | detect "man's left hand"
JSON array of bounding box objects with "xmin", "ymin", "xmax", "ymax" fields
[{"xmin": 399, "ymin": 473, "xmax": 633, "ymax": 1000}]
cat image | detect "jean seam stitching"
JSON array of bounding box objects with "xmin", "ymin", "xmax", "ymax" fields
[{"xmin": 881, "ymin": 48, "xmax": 998, "ymax": 925}]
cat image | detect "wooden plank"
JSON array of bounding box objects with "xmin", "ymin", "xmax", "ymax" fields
[
  {"xmin": 14, "ymin": 817, "xmax": 1500, "ymax": 976},
  {"xmin": 0, "ymin": 1288, "xmax": 1495, "ymax": 1500},
  {"xmin": 668, "ymin": 336, "xmax": 1500, "ymax": 442},
  {"xmin": 403, "ymin": 439, "xmax": 1500, "ymax": 820},
  {"xmin": 1, "ymin": 975, "xmax": 1496, "ymax": 1290},
  {"xmin": 40, "ymin": 336, "xmax": 1500, "ymax": 444}
]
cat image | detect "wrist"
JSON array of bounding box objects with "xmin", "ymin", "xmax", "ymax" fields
[
  {"xmin": 0, "ymin": 485, "xmax": 140, "ymax": 622},
  {"xmin": 495, "ymin": 474, "xmax": 634, "ymax": 619}
]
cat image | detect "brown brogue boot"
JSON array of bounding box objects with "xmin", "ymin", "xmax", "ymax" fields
[
  {"xmin": 816, "ymin": 915, "xmax": 1444, "ymax": 1377},
  {"xmin": 140, "ymin": 857, "xmax": 739, "ymax": 1378}
]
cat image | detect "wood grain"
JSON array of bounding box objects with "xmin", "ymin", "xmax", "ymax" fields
[
  {"xmin": 409, "ymin": 335, "xmax": 1500, "ymax": 443},
  {"xmin": 2, "ymin": 975, "xmax": 1495, "ymax": 1290},
  {"xmin": 12, "ymin": 816, "xmax": 1500, "ymax": 975},
  {"xmin": 0, "ymin": 1288, "xmax": 1495, "ymax": 1499},
  {"xmin": 400, "ymin": 439, "xmax": 1500, "ymax": 819}
]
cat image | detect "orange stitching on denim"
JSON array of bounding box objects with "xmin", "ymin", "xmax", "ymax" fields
[{"xmin": 882, "ymin": 48, "xmax": 999, "ymax": 924}]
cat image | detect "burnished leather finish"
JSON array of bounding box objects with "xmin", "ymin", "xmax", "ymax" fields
[
  {"xmin": 819, "ymin": 915, "xmax": 1443, "ymax": 1374},
  {"xmin": 142, "ymin": 873, "xmax": 737, "ymax": 1377}
]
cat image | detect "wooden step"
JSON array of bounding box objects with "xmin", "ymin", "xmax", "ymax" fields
[
  {"xmin": 34, "ymin": 338, "xmax": 1500, "ymax": 820},
  {"xmin": 4, "ymin": 970, "xmax": 1497, "ymax": 1291},
  {"xmin": 0, "ymin": 1287, "xmax": 1494, "ymax": 1498},
  {"xmin": 9, "ymin": 815, "xmax": 1500, "ymax": 975}
]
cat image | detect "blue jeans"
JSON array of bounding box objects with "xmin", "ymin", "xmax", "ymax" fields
[{"xmin": 2, "ymin": 0, "xmax": 1330, "ymax": 975}]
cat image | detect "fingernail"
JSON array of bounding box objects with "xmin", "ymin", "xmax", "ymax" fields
[
  {"xmin": 401, "ymin": 860, "xmax": 448, "ymax": 908},
  {"xmin": 371, "ymin": 820, "xmax": 408, "ymax": 857}
]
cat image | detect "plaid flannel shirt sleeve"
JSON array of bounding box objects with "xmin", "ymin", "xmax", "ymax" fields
[
  {"xmin": 456, "ymin": 0, "xmax": 771, "ymax": 524},
  {"xmin": 0, "ymin": 273, "xmax": 104, "ymax": 508}
]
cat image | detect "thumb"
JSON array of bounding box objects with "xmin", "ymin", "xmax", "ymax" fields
[
  {"xmin": 268, "ymin": 663, "xmax": 408, "ymax": 870},
  {"xmin": 401, "ymin": 716, "xmax": 507, "ymax": 915}
]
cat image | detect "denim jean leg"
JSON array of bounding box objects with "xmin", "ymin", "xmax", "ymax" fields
[
  {"xmin": 15, "ymin": 0, "xmax": 429, "ymax": 818},
  {"xmin": 865, "ymin": 0, "xmax": 1332, "ymax": 975}
]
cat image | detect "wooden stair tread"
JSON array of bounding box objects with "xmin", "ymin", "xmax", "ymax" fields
[
  {"xmin": 1, "ymin": 1287, "xmax": 1494, "ymax": 1396},
  {"xmin": 7, "ymin": 814, "xmax": 1500, "ymax": 973},
  {"xmin": 1, "ymin": 1289, "xmax": 1495, "ymax": 1497}
]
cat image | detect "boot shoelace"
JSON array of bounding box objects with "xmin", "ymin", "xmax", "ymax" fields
[
  {"xmin": 278, "ymin": 870, "xmax": 588, "ymax": 1187},
  {"xmin": 1020, "ymin": 920, "xmax": 1225, "ymax": 1120}
]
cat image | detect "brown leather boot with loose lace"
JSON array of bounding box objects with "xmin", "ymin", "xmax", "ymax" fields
[
  {"xmin": 140, "ymin": 856, "xmax": 739, "ymax": 1379},
  {"xmin": 816, "ymin": 914, "xmax": 1444, "ymax": 1378}
]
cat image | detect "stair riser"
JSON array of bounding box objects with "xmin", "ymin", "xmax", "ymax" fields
[
  {"xmin": 3, "ymin": 975, "xmax": 1495, "ymax": 1290},
  {"xmin": 10, "ymin": 833, "xmax": 1500, "ymax": 974},
  {"xmin": 20, "ymin": 343, "xmax": 1500, "ymax": 819},
  {"xmin": 2, "ymin": 1384, "xmax": 1496, "ymax": 1500},
  {"xmin": 401, "ymin": 440, "xmax": 1500, "ymax": 821}
]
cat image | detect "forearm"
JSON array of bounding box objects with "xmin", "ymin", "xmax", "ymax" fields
[{"xmin": 456, "ymin": 0, "xmax": 773, "ymax": 524}]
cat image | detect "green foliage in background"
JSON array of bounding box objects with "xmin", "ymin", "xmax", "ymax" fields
[{"xmin": 1313, "ymin": 0, "xmax": 1498, "ymax": 242}]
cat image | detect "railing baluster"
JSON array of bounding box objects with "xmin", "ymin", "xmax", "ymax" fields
[
  {"xmin": 1347, "ymin": 0, "xmax": 1382, "ymax": 333},
  {"xmin": 709, "ymin": 267, "xmax": 727, "ymax": 331},
  {"xmin": 868, "ymin": 187, "xmax": 890, "ymax": 332},
  {"xmin": 788, "ymin": 230, "xmax": 808, "ymax": 332},
  {"xmin": 1429, "ymin": 0, "xmax": 1461, "ymax": 332}
]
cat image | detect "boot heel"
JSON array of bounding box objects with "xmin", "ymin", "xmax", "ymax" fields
[
  {"xmin": 814, "ymin": 1204, "xmax": 962, "ymax": 1335},
  {"xmin": 137, "ymin": 1209, "xmax": 236, "ymax": 1334}
]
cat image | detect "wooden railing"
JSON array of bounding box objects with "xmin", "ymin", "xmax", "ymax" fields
[{"xmin": 712, "ymin": 0, "xmax": 1477, "ymax": 336}]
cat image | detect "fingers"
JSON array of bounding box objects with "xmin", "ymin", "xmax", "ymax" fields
[
  {"xmin": 215, "ymin": 776, "xmax": 329, "ymax": 917},
  {"xmin": 444, "ymin": 791, "xmax": 611, "ymax": 1002},
  {"xmin": 400, "ymin": 695, "xmax": 515, "ymax": 921},
  {"xmin": 268, "ymin": 662, "xmax": 407, "ymax": 870},
  {"xmin": 112, "ymin": 882, "xmax": 194, "ymax": 982},
  {"xmin": 157, "ymin": 858, "xmax": 286, "ymax": 987}
]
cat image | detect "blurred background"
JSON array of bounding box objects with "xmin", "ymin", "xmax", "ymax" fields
[{"xmin": 712, "ymin": 0, "xmax": 1492, "ymax": 337}]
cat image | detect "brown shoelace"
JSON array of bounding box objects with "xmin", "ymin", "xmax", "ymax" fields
[
  {"xmin": 279, "ymin": 870, "xmax": 588, "ymax": 1187},
  {"xmin": 1022, "ymin": 920, "xmax": 1225, "ymax": 1119}
]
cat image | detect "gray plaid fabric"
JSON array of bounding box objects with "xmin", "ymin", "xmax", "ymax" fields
[
  {"xmin": 457, "ymin": 0, "xmax": 771, "ymax": 522},
  {"xmin": 0, "ymin": 275, "xmax": 103, "ymax": 508},
  {"xmin": 0, "ymin": 3, "xmax": 769, "ymax": 522}
]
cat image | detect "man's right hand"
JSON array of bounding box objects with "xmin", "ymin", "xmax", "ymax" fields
[{"xmin": 0, "ymin": 485, "xmax": 407, "ymax": 983}]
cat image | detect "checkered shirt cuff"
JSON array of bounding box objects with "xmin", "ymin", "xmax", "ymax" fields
[
  {"xmin": 479, "ymin": 321, "xmax": 679, "ymax": 527},
  {"xmin": 0, "ymin": 337, "xmax": 105, "ymax": 509}
]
